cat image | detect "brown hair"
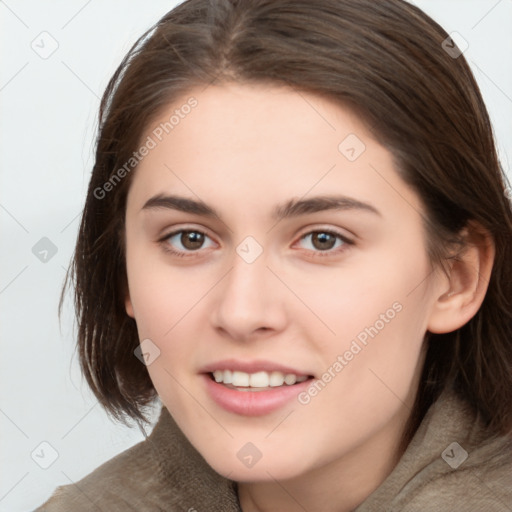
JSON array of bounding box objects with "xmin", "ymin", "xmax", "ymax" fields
[{"xmin": 64, "ymin": 0, "xmax": 512, "ymax": 442}]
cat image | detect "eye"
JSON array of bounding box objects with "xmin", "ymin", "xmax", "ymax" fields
[
  {"xmin": 161, "ymin": 229, "xmax": 216, "ymax": 256},
  {"xmin": 296, "ymin": 229, "xmax": 352, "ymax": 255}
]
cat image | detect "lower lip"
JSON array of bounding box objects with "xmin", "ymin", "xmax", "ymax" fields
[{"xmin": 202, "ymin": 374, "xmax": 312, "ymax": 416}]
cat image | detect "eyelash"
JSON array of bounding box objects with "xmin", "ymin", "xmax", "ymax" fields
[
  {"xmin": 298, "ymin": 229, "xmax": 353, "ymax": 257},
  {"xmin": 158, "ymin": 227, "xmax": 354, "ymax": 259},
  {"xmin": 159, "ymin": 229, "xmax": 216, "ymax": 259}
]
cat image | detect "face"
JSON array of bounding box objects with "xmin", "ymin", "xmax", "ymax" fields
[{"xmin": 124, "ymin": 83, "xmax": 444, "ymax": 482}]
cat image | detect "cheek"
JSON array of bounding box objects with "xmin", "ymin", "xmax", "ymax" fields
[
  {"xmin": 125, "ymin": 242, "xmax": 204, "ymax": 335},
  {"xmin": 301, "ymin": 241, "xmax": 431, "ymax": 399},
  {"xmin": 124, "ymin": 247, "xmax": 217, "ymax": 391},
  {"xmin": 294, "ymin": 243, "xmax": 430, "ymax": 343}
]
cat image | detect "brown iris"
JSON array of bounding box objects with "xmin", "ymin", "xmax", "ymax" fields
[
  {"xmin": 310, "ymin": 232, "xmax": 337, "ymax": 250},
  {"xmin": 181, "ymin": 231, "xmax": 205, "ymax": 250}
]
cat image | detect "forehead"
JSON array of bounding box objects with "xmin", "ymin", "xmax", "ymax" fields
[
  {"xmin": 127, "ymin": 82, "xmax": 422, "ymax": 221},
  {"xmin": 168, "ymin": 82, "xmax": 364, "ymax": 161}
]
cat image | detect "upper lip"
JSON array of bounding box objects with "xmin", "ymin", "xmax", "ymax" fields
[{"xmin": 199, "ymin": 359, "xmax": 312, "ymax": 377}]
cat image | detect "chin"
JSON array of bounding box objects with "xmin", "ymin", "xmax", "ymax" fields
[{"xmin": 203, "ymin": 448, "xmax": 312, "ymax": 483}]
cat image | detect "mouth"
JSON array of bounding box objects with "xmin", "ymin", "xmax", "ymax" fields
[
  {"xmin": 200, "ymin": 362, "xmax": 315, "ymax": 416},
  {"xmin": 208, "ymin": 370, "xmax": 313, "ymax": 391}
]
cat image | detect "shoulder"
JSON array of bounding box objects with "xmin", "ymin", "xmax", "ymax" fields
[
  {"xmin": 35, "ymin": 441, "xmax": 162, "ymax": 511},
  {"xmin": 35, "ymin": 407, "xmax": 240, "ymax": 512},
  {"xmin": 357, "ymin": 387, "xmax": 512, "ymax": 512},
  {"xmin": 400, "ymin": 433, "xmax": 512, "ymax": 511},
  {"xmin": 35, "ymin": 419, "xmax": 174, "ymax": 512}
]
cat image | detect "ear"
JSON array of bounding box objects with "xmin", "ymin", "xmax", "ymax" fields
[{"xmin": 427, "ymin": 221, "xmax": 495, "ymax": 334}]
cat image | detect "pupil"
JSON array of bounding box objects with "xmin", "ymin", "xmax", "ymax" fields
[
  {"xmin": 182, "ymin": 231, "xmax": 204, "ymax": 250},
  {"xmin": 313, "ymin": 232, "xmax": 335, "ymax": 250}
]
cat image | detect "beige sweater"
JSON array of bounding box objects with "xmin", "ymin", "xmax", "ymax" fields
[{"xmin": 36, "ymin": 387, "xmax": 512, "ymax": 511}]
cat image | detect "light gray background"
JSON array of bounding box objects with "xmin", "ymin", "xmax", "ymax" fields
[{"xmin": 1, "ymin": 1, "xmax": 511, "ymax": 510}]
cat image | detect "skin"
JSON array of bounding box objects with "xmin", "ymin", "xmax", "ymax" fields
[{"xmin": 124, "ymin": 83, "xmax": 494, "ymax": 512}]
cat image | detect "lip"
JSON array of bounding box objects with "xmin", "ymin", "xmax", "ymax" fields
[
  {"xmin": 199, "ymin": 359, "xmax": 312, "ymax": 377},
  {"xmin": 201, "ymin": 373, "xmax": 313, "ymax": 417}
]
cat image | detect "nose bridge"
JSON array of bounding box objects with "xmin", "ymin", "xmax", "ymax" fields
[
  {"xmin": 212, "ymin": 245, "xmax": 286, "ymax": 338},
  {"xmin": 223, "ymin": 249, "xmax": 271, "ymax": 312}
]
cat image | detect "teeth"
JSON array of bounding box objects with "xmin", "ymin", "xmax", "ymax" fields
[
  {"xmin": 211, "ymin": 370, "xmax": 309, "ymax": 388},
  {"xmin": 284, "ymin": 374, "xmax": 297, "ymax": 385},
  {"xmin": 249, "ymin": 371, "xmax": 269, "ymax": 387},
  {"xmin": 232, "ymin": 371, "xmax": 250, "ymax": 387},
  {"xmin": 269, "ymin": 371, "xmax": 284, "ymax": 387}
]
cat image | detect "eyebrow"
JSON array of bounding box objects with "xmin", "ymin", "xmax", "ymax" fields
[{"xmin": 141, "ymin": 194, "xmax": 381, "ymax": 220}]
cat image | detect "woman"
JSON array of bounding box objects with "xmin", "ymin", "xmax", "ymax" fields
[{"xmin": 37, "ymin": 0, "xmax": 512, "ymax": 510}]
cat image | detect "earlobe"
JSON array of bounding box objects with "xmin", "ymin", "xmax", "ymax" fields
[
  {"xmin": 125, "ymin": 295, "xmax": 135, "ymax": 318},
  {"xmin": 427, "ymin": 223, "xmax": 495, "ymax": 334}
]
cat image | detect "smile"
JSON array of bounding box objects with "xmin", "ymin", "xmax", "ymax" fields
[
  {"xmin": 211, "ymin": 370, "xmax": 309, "ymax": 389},
  {"xmin": 202, "ymin": 370, "xmax": 314, "ymax": 416}
]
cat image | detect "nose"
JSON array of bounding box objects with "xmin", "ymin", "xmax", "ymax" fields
[{"xmin": 211, "ymin": 249, "xmax": 288, "ymax": 342}]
